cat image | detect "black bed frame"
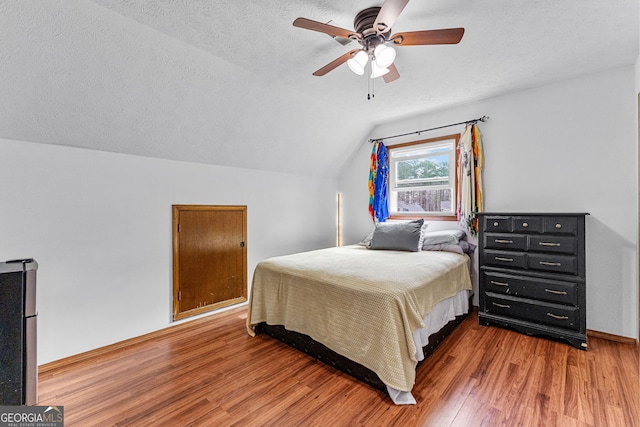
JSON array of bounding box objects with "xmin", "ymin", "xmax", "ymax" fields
[{"xmin": 255, "ymin": 296, "xmax": 473, "ymax": 393}]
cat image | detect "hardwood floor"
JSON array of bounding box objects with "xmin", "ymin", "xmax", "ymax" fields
[{"xmin": 38, "ymin": 307, "xmax": 639, "ymax": 426}]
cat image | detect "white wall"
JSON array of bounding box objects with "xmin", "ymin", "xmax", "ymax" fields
[
  {"xmin": 339, "ymin": 66, "xmax": 639, "ymax": 340},
  {"xmin": 0, "ymin": 138, "xmax": 338, "ymax": 364},
  {"xmin": 636, "ymin": 9, "xmax": 640, "ymax": 340}
]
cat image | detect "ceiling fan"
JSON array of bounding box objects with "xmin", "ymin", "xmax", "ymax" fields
[{"xmin": 293, "ymin": 0, "xmax": 464, "ymax": 83}]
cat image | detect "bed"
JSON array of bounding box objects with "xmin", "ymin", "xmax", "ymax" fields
[{"xmin": 246, "ymin": 224, "xmax": 473, "ymax": 404}]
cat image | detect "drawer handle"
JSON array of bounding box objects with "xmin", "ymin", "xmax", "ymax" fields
[
  {"xmin": 539, "ymin": 261, "xmax": 561, "ymax": 266},
  {"xmin": 493, "ymin": 221, "xmax": 499, "ymax": 227},
  {"xmin": 545, "ymin": 288, "xmax": 568, "ymax": 295},
  {"xmin": 495, "ymin": 239, "xmax": 513, "ymax": 244},
  {"xmin": 490, "ymin": 280, "xmax": 509, "ymax": 287},
  {"xmin": 547, "ymin": 313, "xmax": 569, "ymax": 320},
  {"xmin": 522, "ymin": 222, "xmax": 529, "ymax": 227},
  {"xmin": 495, "ymin": 257, "xmax": 514, "ymax": 262},
  {"xmin": 555, "ymin": 223, "xmax": 562, "ymax": 229},
  {"xmin": 492, "ymin": 302, "xmax": 511, "ymax": 309},
  {"xmin": 539, "ymin": 242, "xmax": 561, "ymax": 247}
]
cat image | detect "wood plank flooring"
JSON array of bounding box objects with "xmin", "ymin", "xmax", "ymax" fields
[{"xmin": 38, "ymin": 307, "xmax": 639, "ymax": 426}]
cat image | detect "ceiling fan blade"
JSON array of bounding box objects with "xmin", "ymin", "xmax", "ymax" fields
[
  {"xmin": 312, "ymin": 49, "xmax": 360, "ymax": 76},
  {"xmin": 373, "ymin": 0, "xmax": 410, "ymax": 33},
  {"xmin": 391, "ymin": 28, "xmax": 465, "ymax": 46},
  {"xmin": 383, "ymin": 63, "xmax": 400, "ymax": 83},
  {"xmin": 293, "ymin": 17, "xmax": 359, "ymax": 40}
]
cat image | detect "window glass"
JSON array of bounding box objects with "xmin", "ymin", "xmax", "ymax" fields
[{"xmin": 388, "ymin": 135, "xmax": 459, "ymax": 218}]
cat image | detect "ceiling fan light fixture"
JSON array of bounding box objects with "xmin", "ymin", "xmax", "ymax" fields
[
  {"xmin": 373, "ymin": 44, "xmax": 396, "ymax": 68},
  {"xmin": 370, "ymin": 59, "xmax": 389, "ymax": 78},
  {"xmin": 347, "ymin": 50, "xmax": 368, "ymax": 75}
]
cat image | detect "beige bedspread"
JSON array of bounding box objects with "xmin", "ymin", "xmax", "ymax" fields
[{"xmin": 246, "ymin": 245, "xmax": 472, "ymax": 392}]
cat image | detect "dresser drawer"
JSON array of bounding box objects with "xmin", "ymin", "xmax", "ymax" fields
[
  {"xmin": 483, "ymin": 216, "xmax": 512, "ymax": 233},
  {"xmin": 483, "ymin": 233, "xmax": 527, "ymax": 251},
  {"xmin": 482, "ymin": 271, "xmax": 578, "ymax": 305},
  {"xmin": 543, "ymin": 216, "xmax": 578, "ymax": 235},
  {"xmin": 512, "ymin": 216, "xmax": 543, "ymax": 233},
  {"xmin": 528, "ymin": 253, "xmax": 577, "ymax": 275},
  {"xmin": 485, "ymin": 293, "xmax": 580, "ymax": 330},
  {"xmin": 484, "ymin": 250, "xmax": 527, "ymax": 269},
  {"xmin": 528, "ymin": 235, "xmax": 577, "ymax": 255}
]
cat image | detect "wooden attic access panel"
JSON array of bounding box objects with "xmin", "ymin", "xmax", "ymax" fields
[{"xmin": 172, "ymin": 205, "xmax": 247, "ymax": 321}]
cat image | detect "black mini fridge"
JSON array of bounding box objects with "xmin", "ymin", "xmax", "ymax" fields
[{"xmin": 0, "ymin": 259, "xmax": 38, "ymax": 405}]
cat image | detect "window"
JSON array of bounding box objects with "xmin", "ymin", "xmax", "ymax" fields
[{"xmin": 388, "ymin": 134, "xmax": 460, "ymax": 220}]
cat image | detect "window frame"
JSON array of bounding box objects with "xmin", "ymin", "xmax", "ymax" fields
[{"xmin": 387, "ymin": 133, "xmax": 460, "ymax": 221}]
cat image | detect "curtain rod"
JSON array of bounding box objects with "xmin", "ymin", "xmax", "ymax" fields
[{"xmin": 369, "ymin": 115, "xmax": 489, "ymax": 143}]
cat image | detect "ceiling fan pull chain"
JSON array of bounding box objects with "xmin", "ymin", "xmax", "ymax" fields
[
  {"xmin": 371, "ymin": 74, "xmax": 375, "ymax": 100},
  {"xmin": 367, "ymin": 63, "xmax": 375, "ymax": 100}
]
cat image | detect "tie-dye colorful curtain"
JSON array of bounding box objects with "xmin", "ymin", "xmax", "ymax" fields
[
  {"xmin": 456, "ymin": 124, "xmax": 484, "ymax": 235},
  {"xmin": 368, "ymin": 141, "xmax": 389, "ymax": 222}
]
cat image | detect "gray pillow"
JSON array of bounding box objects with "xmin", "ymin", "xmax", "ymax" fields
[
  {"xmin": 357, "ymin": 231, "xmax": 374, "ymax": 247},
  {"xmin": 369, "ymin": 219, "xmax": 424, "ymax": 252},
  {"xmin": 459, "ymin": 240, "xmax": 477, "ymax": 254},
  {"xmin": 422, "ymin": 243, "xmax": 465, "ymax": 255},
  {"xmin": 422, "ymin": 241, "xmax": 476, "ymax": 255},
  {"xmin": 421, "ymin": 229, "xmax": 467, "ymax": 246}
]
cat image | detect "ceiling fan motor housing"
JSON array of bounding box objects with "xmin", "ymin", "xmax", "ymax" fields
[
  {"xmin": 354, "ymin": 7, "xmax": 391, "ymax": 36},
  {"xmin": 353, "ymin": 7, "xmax": 390, "ymax": 52}
]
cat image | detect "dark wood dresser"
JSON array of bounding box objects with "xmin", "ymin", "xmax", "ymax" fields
[{"xmin": 478, "ymin": 213, "xmax": 588, "ymax": 350}]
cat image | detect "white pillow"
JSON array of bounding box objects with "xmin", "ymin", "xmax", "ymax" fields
[{"xmin": 418, "ymin": 221, "xmax": 430, "ymax": 250}]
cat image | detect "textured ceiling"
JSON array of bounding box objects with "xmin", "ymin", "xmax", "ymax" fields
[{"xmin": 0, "ymin": 0, "xmax": 638, "ymax": 177}]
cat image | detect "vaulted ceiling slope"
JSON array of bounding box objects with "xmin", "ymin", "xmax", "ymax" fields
[{"xmin": 0, "ymin": 1, "xmax": 637, "ymax": 177}]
